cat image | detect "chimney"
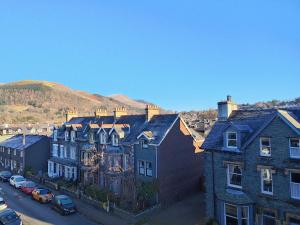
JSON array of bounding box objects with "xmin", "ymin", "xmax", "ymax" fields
[
  {"xmin": 114, "ymin": 107, "xmax": 127, "ymax": 120},
  {"xmin": 65, "ymin": 108, "xmax": 78, "ymax": 122},
  {"xmin": 217, "ymin": 95, "xmax": 238, "ymax": 121},
  {"xmin": 94, "ymin": 108, "xmax": 107, "ymax": 117},
  {"xmin": 146, "ymin": 105, "xmax": 160, "ymax": 121}
]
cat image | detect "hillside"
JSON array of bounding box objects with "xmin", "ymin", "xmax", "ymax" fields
[{"xmin": 0, "ymin": 80, "xmax": 149, "ymax": 124}]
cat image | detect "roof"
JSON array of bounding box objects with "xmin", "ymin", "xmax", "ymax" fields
[
  {"xmin": 0, "ymin": 134, "xmax": 47, "ymax": 151},
  {"xmin": 58, "ymin": 113, "xmax": 181, "ymax": 146},
  {"xmin": 202, "ymin": 108, "xmax": 300, "ymax": 151}
]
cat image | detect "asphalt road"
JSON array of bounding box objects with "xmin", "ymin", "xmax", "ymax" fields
[{"xmin": 0, "ymin": 182, "xmax": 100, "ymax": 225}]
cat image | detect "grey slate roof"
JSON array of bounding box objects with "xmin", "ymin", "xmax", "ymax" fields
[
  {"xmin": 58, "ymin": 113, "xmax": 179, "ymax": 146},
  {"xmin": 202, "ymin": 109, "xmax": 280, "ymax": 151},
  {"xmin": 0, "ymin": 134, "xmax": 46, "ymax": 150}
]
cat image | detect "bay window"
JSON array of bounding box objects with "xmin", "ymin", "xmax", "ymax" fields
[
  {"xmin": 224, "ymin": 204, "xmax": 249, "ymax": 225},
  {"xmin": 291, "ymin": 172, "xmax": 300, "ymax": 200}
]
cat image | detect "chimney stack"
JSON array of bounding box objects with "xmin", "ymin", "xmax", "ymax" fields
[
  {"xmin": 217, "ymin": 95, "xmax": 238, "ymax": 121},
  {"xmin": 146, "ymin": 105, "xmax": 160, "ymax": 121},
  {"xmin": 65, "ymin": 108, "xmax": 78, "ymax": 122},
  {"xmin": 94, "ymin": 108, "xmax": 107, "ymax": 117},
  {"xmin": 114, "ymin": 107, "xmax": 127, "ymax": 120},
  {"xmin": 23, "ymin": 133, "xmax": 26, "ymax": 146}
]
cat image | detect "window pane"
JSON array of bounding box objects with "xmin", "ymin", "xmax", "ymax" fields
[
  {"xmin": 242, "ymin": 219, "xmax": 248, "ymax": 225},
  {"xmin": 291, "ymin": 173, "xmax": 300, "ymax": 183},
  {"xmin": 290, "ymin": 218, "xmax": 300, "ymax": 225},
  {"xmin": 263, "ymin": 214, "xmax": 276, "ymax": 225},
  {"xmin": 290, "ymin": 139, "xmax": 300, "ymax": 148},
  {"xmin": 225, "ymin": 204, "xmax": 237, "ymax": 217},
  {"xmin": 226, "ymin": 216, "xmax": 238, "ymax": 225},
  {"xmin": 262, "ymin": 169, "xmax": 273, "ymax": 193},
  {"xmin": 228, "ymin": 133, "xmax": 237, "ymax": 139},
  {"xmin": 228, "ymin": 140, "xmax": 237, "ymax": 147},
  {"xmin": 261, "ymin": 138, "xmax": 270, "ymax": 146},
  {"xmin": 241, "ymin": 207, "xmax": 248, "ymax": 218}
]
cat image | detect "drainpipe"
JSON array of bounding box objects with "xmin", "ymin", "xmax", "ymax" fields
[
  {"xmin": 212, "ymin": 151, "xmax": 216, "ymax": 219},
  {"xmin": 155, "ymin": 146, "xmax": 159, "ymax": 204}
]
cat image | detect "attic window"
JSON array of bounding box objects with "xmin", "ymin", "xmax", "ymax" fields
[
  {"xmin": 141, "ymin": 140, "xmax": 148, "ymax": 148},
  {"xmin": 227, "ymin": 132, "xmax": 237, "ymax": 148},
  {"xmin": 100, "ymin": 132, "xmax": 106, "ymax": 144},
  {"xmin": 112, "ymin": 133, "xmax": 119, "ymax": 146}
]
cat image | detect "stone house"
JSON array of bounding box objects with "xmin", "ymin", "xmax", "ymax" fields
[
  {"xmin": 0, "ymin": 134, "xmax": 50, "ymax": 175},
  {"xmin": 48, "ymin": 105, "xmax": 204, "ymax": 205},
  {"xmin": 202, "ymin": 96, "xmax": 300, "ymax": 225}
]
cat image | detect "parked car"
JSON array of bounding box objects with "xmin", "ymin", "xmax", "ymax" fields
[
  {"xmin": 9, "ymin": 176, "xmax": 26, "ymax": 188},
  {"xmin": 32, "ymin": 188, "xmax": 53, "ymax": 203},
  {"xmin": 0, "ymin": 171, "xmax": 12, "ymax": 182},
  {"xmin": 0, "ymin": 208, "xmax": 22, "ymax": 225},
  {"xmin": 52, "ymin": 195, "xmax": 76, "ymax": 215},
  {"xmin": 0, "ymin": 197, "xmax": 7, "ymax": 211},
  {"xmin": 20, "ymin": 181, "xmax": 37, "ymax": 195}
]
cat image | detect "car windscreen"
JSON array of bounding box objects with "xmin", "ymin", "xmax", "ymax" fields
[
  {"xmin": 61, "ymin": 198, "xmax": 73, "ymax": 205},
  {"xmin": 15, "ymin": 177, "xmax": 25, "ymax": 182},
  {"xmin": 40, "ymin": 189, "xmax": 51, "ymax": 195},
  {"xmin": 0, "ymin": 212, "xmax": 19, "ymax": 223}
]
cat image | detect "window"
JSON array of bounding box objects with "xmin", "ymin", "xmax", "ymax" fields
[
  {"xmin": 65, "ymin": 131, "xmax": 69, "ymax": 141},
  {"xmin": 227, "ymin": 164, "xmax": 242, "ymax": 188},
  {"xmin": 225, "ymin": 204, "xmax": 238, "ymax": 225},
  {"xmin": 7, "ymin": 149, "xmax": 10, "ymax": 155},
  {"xmin": 100, "ymin": 132, "xmax": 106, "ymax": 144},
  {"xmin": 112, "ymin": 134, "xmax": 119, "ymax": 146},
  {"xmin": 290, "ymin": 138, "xmax": 300, "ymax": 159},
  {"xmin": 261, "ymin": 168, "xmax": 273, "ymax": 195},
  {"xmin": 89, "ymin": 132, "xmax": 94, "ymax": 143},
  {"xmin": 13, "ymin": 149, "xmax": 16, "ymax": 156},
  {"xmin": 53, "ymin": 130, "xmax": 58, "ymax": 141},
  {"xmin": 52, "ymin": 144, "xmax": 58, "ymax": 157},
  {"xmin": 70, "ymin": 147, "xmax": 76, "ymax": 160},
  {"xmin": 123, "ymin": 154, "xmax": 129, "ymax": 171},
  {"xmin": 146, "ymin": 162, "xmax": 153, "ymax": 177},
  {"xmin": 291, "ymin": 172, "xmax": 300, "ymax": 200},
  {"xmin": 60, "ymin": 145, "xmax": 64, "ymax": 158},
  {"xmin": 262, "ymin": 211, "xmax": 276, "ymax": 225},
  {"xmin": 260, "ymin": 138, "xmax": 271, "ymax": 156},
  {"xmin": 141, "ymin": 140, "xmax": 148, "ymax": 148},
  {"xmin": 138, "ymin": 161, "xmax": 145, "ymax": 175},
  {"xmin": 20, "ymin": 151, "xmax": 24, "ymax": 158},
  {"xmin": 227, "ymin": 132, "xmax": 237, "ymax": 148},
  {"xmin": 70, "ymin": 131, "xmax": 76, "ymax": 142}
]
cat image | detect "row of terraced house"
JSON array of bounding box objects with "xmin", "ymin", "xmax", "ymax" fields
[{"xmin": 47, "ymin": 105, "xmax": 204, "ymax": 206}]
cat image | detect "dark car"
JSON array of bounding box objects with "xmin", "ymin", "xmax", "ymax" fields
[
  {"xmin": 0, "ymin": 208, "xmax": 22, "ymax": 225},
  {"xmin": 0, "ymin": 171, "xmax": 12, "ymax": 182},
  {"xmin": 52, "ymin": 195, "xmax": 76, "ymax": 215}
]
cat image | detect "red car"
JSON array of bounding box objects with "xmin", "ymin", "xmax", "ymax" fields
[{"xmin": 20, "ymin": 181, "xmax": 37, "ymax": 195}]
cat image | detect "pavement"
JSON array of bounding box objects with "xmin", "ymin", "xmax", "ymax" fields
[{"xmin": 0, "ymin": 182, "xmax": 100, "ymax": 225}]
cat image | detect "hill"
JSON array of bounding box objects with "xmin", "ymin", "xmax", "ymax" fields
[{"xmin": 0, "ymin": 80, "xmax": 151, "ymax": 124}]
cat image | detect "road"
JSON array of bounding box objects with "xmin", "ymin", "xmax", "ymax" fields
[{"xmin": 0, "ymin": 182, "xmax": 100, "ymax": 225}]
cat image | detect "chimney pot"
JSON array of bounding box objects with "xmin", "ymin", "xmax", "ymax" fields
[
  {"xmin": 217, "ymin": 95, "xmax": 237, "ymax": 121},
  {"xmin": 146, "ymin": 105, "xmax": 160, "ymax": 121}
]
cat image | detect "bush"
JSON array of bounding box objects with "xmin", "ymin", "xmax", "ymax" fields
[{"xmin": 84, "ymin": 185, "xmax": 110, "ymax": 202}]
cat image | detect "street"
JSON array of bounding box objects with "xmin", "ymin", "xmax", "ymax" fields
[{"xmin": 0, "ymin": 182, "xmax": 100, "ymax": 225}]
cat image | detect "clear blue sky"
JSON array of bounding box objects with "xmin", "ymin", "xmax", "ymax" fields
[{"xmin": 0, "ymin": 0, "xmax": 299, "ymax": 111}]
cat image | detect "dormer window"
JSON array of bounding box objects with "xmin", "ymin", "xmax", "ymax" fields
[
  {"xmin": 260, "ymin": 137, "xmax": 271, "ymax": 157},
  {"xmin": 100, "ymin": 132, "xmax": 106, "ymax": 144},
  {"xmin": 141, "ymin": 140, "xmax": 148, "ymax": 148},
  {"xmin": 70, "ymin": 131, "xmax": 76, "ymax": 142},
  {"xmin": 65, "ymin": 131, "xmax": 69, "ymax": 141},
  {"xmin": 112, "ymin": 133, "xmax": 119, "ymax": 146},
  {"xmin": 290, "ymin": 138, "xmax": 300, "ymax": 159},
  {"xmin": 53, "ymin": 130, "xmax": 58, "ymax": 141},
  {"xmin": 227, "ymin": 132, "xmax": 237, "ymax": 148},
  {"xmin": 89, "ymin": 132, "xmax": 94, "ymax": 143}
]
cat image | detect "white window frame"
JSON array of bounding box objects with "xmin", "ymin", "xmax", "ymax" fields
[
  {"xmin": 261, "ymin": 168, "xmax": 273, "ymax": 195},
  {"xmin": 289, "ymin": 138, "xmax": 300, "ymax": 159},
  {"xmin": 60, "ymin": 145, "xmax": 64, "ymax": 158},
  {"xmin": 262, "ymin": 211, "xmax": 276, "ymax": 225},
  {"xmin": 13, "ymin": 149, "xmax": 16, "ymax": 156},
  {"xmin": 20, "ymin": 151, "xmax": 24, "ymax": 158},
  {"xmin": 224, "ymin": 204, "xmax": 249, "ymax": 225},
  {"xmin": 112, "ymin": 133, "xmax": 119, "ymax": 146},
  {"xmin": 260, "ymin": 137, "xmax": 271, "ymax": 157},
  {"xmin": 146, "ymin": 161, "xmax": 153, "ymax": 177},
  {"xmin": 52, "ymin": 144, "xmax": 58, "ymax": 157},
  {"xmin": 65, "ymin": 131, "xmax": 69, "ymax": 141},
  {"xmin": 138, "ymin": 160, "xmax": 145, "ymax": 175},
  {"xmin": 227, "ymin": 164, "xmax": 242, "ymax": 189},
  {"xmin": 53, "ymin": 130, "xmax": 58, "ymax": 141},
  {"xmin": 141, "ymin": 140, "xmax": 149, "ymax": 148},
  {"xmin": 226, "ymin": 132, "xmax": 237, "ymax": 149},
  {"xmin": 70, "ymin": 131, "xmax": 76, "ymax": 142},
  {"xmin": 100, "ymin": 132, "xmax": 106, "ymax": 144},
  {"xmin": 290, "ymin": 172, "xmax": 300, "ymax": 200}
]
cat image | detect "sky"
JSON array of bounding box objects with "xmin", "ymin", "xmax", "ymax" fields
[{"xmin": 0, "ymin": 0, "xmax": 299, "ymax": 111}]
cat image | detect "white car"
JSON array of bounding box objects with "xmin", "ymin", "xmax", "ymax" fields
[
  {"xmin": 9, "ymin": 175, "xmax": 26, "ymax": 188},
  {"xmin": 0, "ymin": 197, "xmax": 7, "ymax": 211}
]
